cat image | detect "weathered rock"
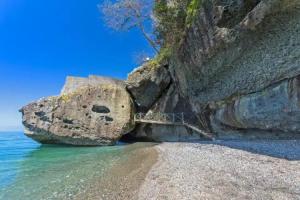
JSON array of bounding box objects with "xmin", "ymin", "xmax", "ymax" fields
[
  {"xmin": 132, "ymin": 84, "xmax": 204, "ymax": 142},
  {"xmin": 210, "ymin": 75, "xmax": 300, "ymax": 138},
  {"xmin": 61, "ymin": 75, "xmax": 124, "ymax": 95},
  {"xmin": 126, "ymin": 62, "xmax": 171, "ymax": 111},
  {"xmin": 20, "ymin": 76, "xmax": 135, "ymax": 146},
  {"xmin": 171, "ymin": 0, "xmax": 300, "ymax": 110},
  {"xmin": 167, "ymin": 0, "xmax": 300, "ymax": 138}
]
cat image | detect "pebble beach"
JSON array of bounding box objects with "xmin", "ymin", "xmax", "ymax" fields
[{"xmin": 138, "ymin": 141, "xmax": 300, "ymax": 200}]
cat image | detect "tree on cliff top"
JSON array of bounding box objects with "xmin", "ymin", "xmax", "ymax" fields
[{"xmin": 99, "ymin": 0, "xmax": 159, "ymax": 53}]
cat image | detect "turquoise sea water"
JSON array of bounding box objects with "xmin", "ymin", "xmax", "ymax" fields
[{"xmin": 0, "ymin": 132, "xmax": 130, "ymax": 200}]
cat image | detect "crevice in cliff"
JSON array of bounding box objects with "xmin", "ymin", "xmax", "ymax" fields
[
  {"xmin": 217, "ymin": 0, "xmax": 261, "ymax": 28},
  {"xmin": 145, "ymin": 66, "xmax": 174, "ymax": 112},
  {"xmin": 125, "ymin": 86, "xmax": 140, "ymax": 113}
]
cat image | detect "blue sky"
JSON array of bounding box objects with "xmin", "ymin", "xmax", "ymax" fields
[{"xmin": 0, "ymin": 0, "xmax": 153, "ymax": 131}]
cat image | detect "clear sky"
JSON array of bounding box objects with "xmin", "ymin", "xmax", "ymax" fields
[{"xmin": 0, "ymin": 0, "xmax": 153, "ymax": 131}]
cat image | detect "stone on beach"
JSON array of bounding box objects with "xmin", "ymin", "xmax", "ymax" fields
[{"xmin": 20, "ymin": 76, "xmax": 135, "ymax": 146}]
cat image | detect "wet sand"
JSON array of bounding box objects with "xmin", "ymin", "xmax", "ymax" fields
[{"xmin": 74, "ymin": 143, "xmax": 158, "ymax": 200}]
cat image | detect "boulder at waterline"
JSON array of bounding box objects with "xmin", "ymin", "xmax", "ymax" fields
[{"xmin": 20, "ymin": 76, "xmax": 135, "ymax": 146}]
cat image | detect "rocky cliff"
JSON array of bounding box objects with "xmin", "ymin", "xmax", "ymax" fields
[
  {"xmin": 169, "ymin": 0, "xmax": 300, "ymax": 139},
  {"xmin": 20, "ymin": 0, "xmax": 300, "ymax": 145}
]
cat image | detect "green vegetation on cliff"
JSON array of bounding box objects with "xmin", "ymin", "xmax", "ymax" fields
[
  {"xmin": 100, "ymin": 0, "xmax": 203, "ymax": 66},
  {"xmin": 186, "ymin": 0, "xmax": 202, "ymax": 27},
  {"xmin": 153, "ymin": 0, "xmax": 202, "ymax": 64}
]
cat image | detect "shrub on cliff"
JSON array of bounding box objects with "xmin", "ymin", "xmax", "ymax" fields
[
  {"xmin": 99, "ymin": 0, "xmax": 202, "ymax": 66},
  {"xmin": 154, "ymin": 0, "xmax": 189, "ymax": 47},
  {"xmin": 154, "ymin": 0, "xmax": 202, "ymax": 48}
]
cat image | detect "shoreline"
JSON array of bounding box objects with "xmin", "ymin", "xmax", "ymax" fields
[
  {"xmin": 138, "ymin": 141, "xmax": 300, "ymax": 200},
  {"xmin": 74, "ymin": 142, "xmax": 158, "ymax": 200},
  {"xmin": 70, "ymin": 140, "xmax": 300, "ymax": 200}
]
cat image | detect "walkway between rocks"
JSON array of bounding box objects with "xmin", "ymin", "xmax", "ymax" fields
[{"xmin": 134, "ymin": 113, "xmax": 215, "ymax": 140}]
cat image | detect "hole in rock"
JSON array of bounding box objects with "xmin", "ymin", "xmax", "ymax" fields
[
  {"xmin": 92, "ymin": 105, "xmax": 110, "ymax": 113},
  {"xmin": 105, "ymin": 116, "xmax": 113, "ymax": 122},
  {"xmin": 63, "ymin": 118, "xmax": 74, "ymax": 124},
  {"xmin": 119, "ymin": 125, "xmax": 155, "ymax": 143},
  {"xmin": 119, "ymin": 133, "xmax": 154, "ymax": 143},
  {"xmin": 40, "ymin": 116, "xmax": 50, "ymax": 122},
  {"xmin": 35, "ymin": 111, "xmax": 46, "ymax": 117}
]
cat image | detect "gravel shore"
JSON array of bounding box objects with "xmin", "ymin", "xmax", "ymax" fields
[
  {"xmin": 74, "ymin": 143, "xmax": 158, "ymax": 200},
  {"xmin": 138, "ymin": 141, "xmax": 300, "ymax": 200}
]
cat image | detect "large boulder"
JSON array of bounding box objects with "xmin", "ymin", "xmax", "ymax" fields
[
  {"xmin": 126, "ymin": 62, "xmax": 171, "ymax": 112},
  {"xmin": 61, "ymin": 75, "xmax": 124, "ymax": 95},
  {"xmin": 20, "ymin": 76, "xmax": 135, "ymax": 146}
]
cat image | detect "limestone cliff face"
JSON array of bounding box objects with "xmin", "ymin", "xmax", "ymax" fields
[
  {"xmin": 20, "ymin": 76, "xmax": 135, "ymax": 146},
  {"xmin": 167, "ymin": 0, "xmax": 300, "ymax": 138},
  {"xmin": 172, "ymin": 0, "xmax": 300, "ymax": 106},
  {"xmin": 211, "ymin": 75, "xmax": 300, "ymax": 139}
]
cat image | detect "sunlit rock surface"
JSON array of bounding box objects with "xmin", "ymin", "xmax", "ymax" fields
[
  {"xmin": 20, "ymin": 76, "xmax": 135, "ymax": 146},
  {"xmin": 211, "ymin": 75, "xmax": 300, "ymax": 139},
  {"xmin": 126, "ymin": 62, "xmax": 171, "ymax": 112},
  {"xmin": 169, "ymin": 0, "xmax": 300, "ymax": 138}
]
